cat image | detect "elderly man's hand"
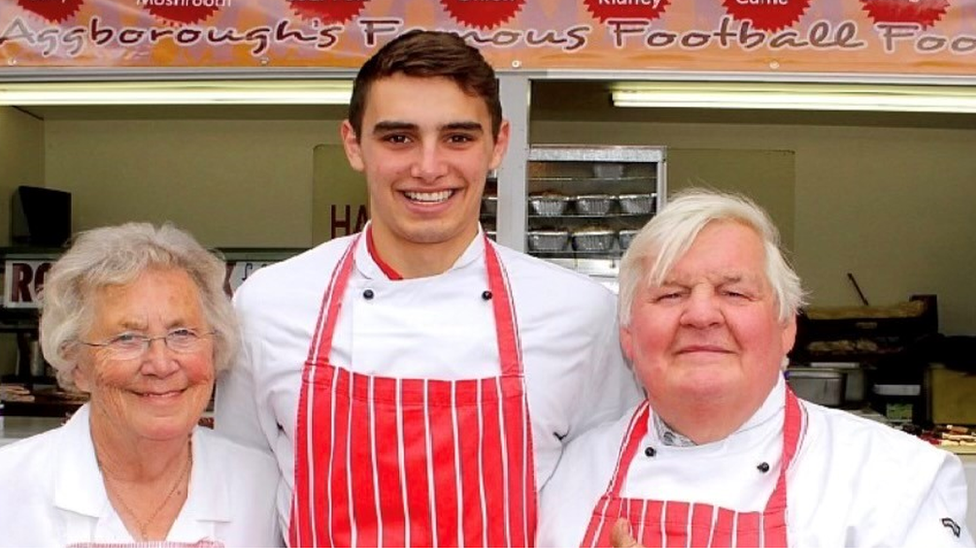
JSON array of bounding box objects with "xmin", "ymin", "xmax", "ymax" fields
[{"xmin": 610, "ymin": 518, "xmax": 642, "ymax": 548}]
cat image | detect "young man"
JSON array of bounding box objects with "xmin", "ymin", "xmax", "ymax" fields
[
  {"xmin": 215, "ymin": 30, "xmax": 640, "ymax": 547},
  {"xmin": 537, "ymin": 189, "xmax": 973, "ymax": 547}
]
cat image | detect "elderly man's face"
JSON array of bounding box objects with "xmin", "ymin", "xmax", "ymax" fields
[
  {"xmin": 74, "ymin": 267, "xmax": 215, "ymax": 444},
  {"xmin": 621, "ymin": 221, "xmax": 796, "ymax": 416}
]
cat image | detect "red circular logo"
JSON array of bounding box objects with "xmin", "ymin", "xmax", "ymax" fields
[
  {"xmin": 721, "ymin": 0, "xmax": 811, "ymax": 32},
  {"xmin": 140, "ymin": 3, "xmax": 221, "ymax": 25},
  {"xmin": 860, "ymin": 0, "xmax": 950, "ymax": 29},
  {"xmin": 439, "ymin": 0, "xmax": 526, "ymax": 30},
  {"xmin": 16, "ymin": 0, "xmax": 84, "ymax": 23},
  {"xmin": 584, "ymin": 0, "xmax": 671, "ymax": 23},
  {"xmin": 288, "ymin": 0, "xmax": 368, "ymax": 24}
]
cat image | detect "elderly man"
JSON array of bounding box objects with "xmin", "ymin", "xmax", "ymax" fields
[{"xmin": 537, "ymin": 189, "xmax": 972, "ymax": 547}]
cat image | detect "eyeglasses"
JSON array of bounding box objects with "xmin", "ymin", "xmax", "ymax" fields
[{"xmin": 78, "ymin": 328, "xmax": 215, "ymax": 360}]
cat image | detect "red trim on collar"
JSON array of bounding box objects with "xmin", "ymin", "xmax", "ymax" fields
[{"xmin": 365, "ymin": 226, "xmax": 403, "ymax": 281}]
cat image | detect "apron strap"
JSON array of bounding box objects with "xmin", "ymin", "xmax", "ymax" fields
[
  {"xmin": 601, "ymin": 386, "xmax": 804, "ymax": 505},
  {"xmin": 763, "ymin": 386, "xmax": 805, "ymax": 514},
  {"xmin": 603, "ymin": 402, "xmax": 651, "ymax": 499},
  {"xmin": 584, "ymin": 386, "xmax": 804, "ymax": 548},
  {"xmin": 310, "ymin": 233, "xmax": 525, "ymax": 378},
  {"xmin": 483, "ymin": 234, "xmax": 523, "ymax": 378},
  {"xmin": 306, "ymin": 233, "xmax": 361, "ymax": 366}
]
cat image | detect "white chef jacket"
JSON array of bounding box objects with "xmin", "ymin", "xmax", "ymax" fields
[
  {"xmin": 538, "ymin": 377, "xmax": 974, "ymax": 547},
  {"xmin": 215, "ymin": 227, "xmax": 642, "ymax": 535},
  {"xmin": 0, "ymin": 404, "xmax": 282, "ymax": 547}
]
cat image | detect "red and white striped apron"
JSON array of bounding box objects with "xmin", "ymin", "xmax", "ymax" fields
[
  {"xmin": 289, "ymin": 233, "xmax": 537, "ymax": 547},
  {"xmin": 68, "ymin": 540, "xmax": 222, "ymax": 548},
  {"xmin": 581, "ymin": 388, "xmax": 804, "ymax": 548}
]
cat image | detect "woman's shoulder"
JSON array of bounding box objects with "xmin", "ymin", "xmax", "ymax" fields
[
  {"xmin": 192, "ymin": 428, "xmax": 282, "ymax": 545},
  {"xmin": 193, "ymin": 426, "xmax": 278, "ymax": 479}
]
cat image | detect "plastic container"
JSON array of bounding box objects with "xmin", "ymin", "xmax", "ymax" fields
[
  {"xmin": 871, "ymin": 383, "xmax": 921, "ymax": 424},
  {"xmin": 786, "ymin": 367, "xmax": 845, "ymax": 407},
  {"xmin": 810, "ymin": 361, "xmax": 868, "ymax": 406}
]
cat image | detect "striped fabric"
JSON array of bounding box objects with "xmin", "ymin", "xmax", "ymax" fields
[
  {"xmin": 581, "ymin": 390, "xmax": 804, "ymax": 548},
  {"xmin": 289, "ymin": 234, "xmax": 537, "ymax": 547},
  {"xmin": 67, "ymin": 540, "xmax": 222, "ymax": 548}
]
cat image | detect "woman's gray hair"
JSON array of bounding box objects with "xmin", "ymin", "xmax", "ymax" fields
[
  {"xmin": 618, "ymin": 189, "xmax": 807, "ymax": 327},
  {"xmin": 38, "ymin": 222, "xmax": 238, "ymax": 392}
]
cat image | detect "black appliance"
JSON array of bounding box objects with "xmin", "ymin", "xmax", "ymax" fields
[{"xmin": 10, "ymin": 186, "xmax": 72, "ymax": 247}]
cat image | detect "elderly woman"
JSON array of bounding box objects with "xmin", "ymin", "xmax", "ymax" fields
[{"xmin": 0, "ymin": 223, "xmax": 281, "ymax": 547}]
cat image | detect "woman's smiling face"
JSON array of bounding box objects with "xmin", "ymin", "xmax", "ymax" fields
[{"xmin": 74, "ymin": 267, "xmax": 215, "ymax": 444}]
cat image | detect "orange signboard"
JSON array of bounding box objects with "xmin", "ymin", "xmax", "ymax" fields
[{"xmin": 1, "ymin": 0, "xmax": 974, "ymax": 77}]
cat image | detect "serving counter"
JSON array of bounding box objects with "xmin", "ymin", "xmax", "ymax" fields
[{"xmin": 0, "ymin": 415, "xmax": 61, "ymax": 447}]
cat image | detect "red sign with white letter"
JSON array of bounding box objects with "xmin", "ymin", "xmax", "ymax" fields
[{"xmin": 1, "ymin": 0, "xmax": 975, "ymax": 77}]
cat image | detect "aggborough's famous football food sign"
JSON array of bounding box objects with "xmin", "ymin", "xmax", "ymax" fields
[{"xmin": 1, "ymin": 0, "xmax": 973, "ymax": 77}]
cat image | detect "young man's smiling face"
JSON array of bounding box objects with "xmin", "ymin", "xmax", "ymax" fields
[{"xmin": 342, "ymin": 73, "xmax": 509, "ymax": 261}]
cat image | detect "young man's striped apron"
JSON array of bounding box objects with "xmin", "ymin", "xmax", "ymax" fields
[{"xmin": 289, "ymin": 233, "xmax": 537, "ymax": 547}]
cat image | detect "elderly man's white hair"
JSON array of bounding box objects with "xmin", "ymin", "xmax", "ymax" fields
[{"xmin": 618, "ymin": 188, "xmax": 806, "ymax": 327}]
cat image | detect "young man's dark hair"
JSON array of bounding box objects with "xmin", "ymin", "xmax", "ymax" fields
[{"xmin": 347, "ymin": 30, "xmax": 503, "ymax": 141}]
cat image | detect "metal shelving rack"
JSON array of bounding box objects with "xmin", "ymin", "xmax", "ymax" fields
[{"xmin": 524, "ymin": 145, "xmax": 666, "ymax": 279}]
